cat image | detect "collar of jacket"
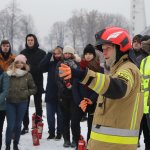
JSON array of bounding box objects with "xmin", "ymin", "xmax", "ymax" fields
[
  {"xmin": 110, "ymin": 54, "xmax": 129, "ymax": 74},
  {"xmin": 7, "ymin": 69, "xmax": 28, "ymax": 77}
]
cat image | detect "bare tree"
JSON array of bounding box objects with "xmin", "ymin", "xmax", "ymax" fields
[
  {"xmin": 67, "ymin": 15, "xmax": 79, "ymax": 49},
  {"xmin": 51, "ymin": 21, "xmax": 65, "ymax": 47},
  {"xmin": 85, "ymin": 10, "xmax": 99, "ymax": 45}
]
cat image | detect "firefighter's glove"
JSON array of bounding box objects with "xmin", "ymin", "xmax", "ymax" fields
[
  {"xmin": 59, "ymin": 64, "xmax": 71, "ymax": 80},
  {"xmin": 79, "ymin": 98, "xmax": 92, "ymax": 112}
]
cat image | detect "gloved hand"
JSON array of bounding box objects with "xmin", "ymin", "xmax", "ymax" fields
[
  {"xmin": 79, "ymin": 98, "xmax": 93, "ymax": 112},
  {"xmin": 59, "ymin": 63, "xmax": 71, "ymax": 80}
]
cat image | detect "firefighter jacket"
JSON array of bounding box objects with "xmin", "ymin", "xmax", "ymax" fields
[
  {"xmin": 80, "ymin": 54, "xmax": 143, "ymax": 150},
  {"xmin": 140, "ymin": 55, "xmax": 150, "ymax": 114}
]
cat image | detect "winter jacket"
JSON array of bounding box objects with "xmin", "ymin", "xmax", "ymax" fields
[
  {"xmin": 56, "ymin": 59, "xmax": 79, "ymax": 108},
  {"xmin": 20, "ymin": 34, "xmax": 46, "ymax": 94},
  {"xmin": 0, "ymin": 71, "xmax": 9, "ymax": 110},
  {"xmin": 39, "ymin": 52, "xmax": 60, "ymax": 103},
  {"xmin": 6, "ymin": 69, "xmax": 37, "ymax": 103},
  {"xmin": 0, "ymin": 53, "xmax": 15, "ymax": 71}
]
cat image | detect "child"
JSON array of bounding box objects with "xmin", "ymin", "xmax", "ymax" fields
[
  {"xmin": 5, "ymin": 54, "xmax": 37, "ymax": 150},
  {"xmin": 0, "ymin": 67, "xmax": 9, "ymax": 150},
  {"xmin": 57, "ymin": 45, "xmax": 83, "ymax": 148}
]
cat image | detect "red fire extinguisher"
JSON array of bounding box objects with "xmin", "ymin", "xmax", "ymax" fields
[
  {"xmin": 32, "ymin": 113, "xmax": 36, "ymax": 129},
  {"xmin": 78, "ymin": 135, "xmax": 86, "ymax": 150},
  {"xmin": 37, "ymin": 122, "xmax": 44, "ymax": 139},
  {"xmin": 32, "ymin": 128, "xmax": 40, "ymax": 146}
]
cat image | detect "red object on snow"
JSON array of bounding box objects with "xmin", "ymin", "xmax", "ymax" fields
[
  {"xmin": 32, "ymin": 113, "xmax": 36, "ymax": 129},
  {"xmin": 78, "ymin": 135, "xmax": 86, "ymax": 150},
  {"xmin": 32, "ymin": 128, "xmax": 40, "ymax": 146},
  {"xmin": 37, "ymin": 122, "xmax": 44, "ymax": 139}
]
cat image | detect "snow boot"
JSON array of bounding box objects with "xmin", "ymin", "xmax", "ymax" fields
[
  {"xmin": 63, "ymin": 140, "xmax": 71, "ymax": 147},
  {"xmin": 5, "ymin": 145, "xmax": 10, "ymax": 150}
]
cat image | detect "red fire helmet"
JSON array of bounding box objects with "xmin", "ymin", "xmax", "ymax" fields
[{"xmin": 95, "ymin": 26, "xmax": 132, "ymax": 52}]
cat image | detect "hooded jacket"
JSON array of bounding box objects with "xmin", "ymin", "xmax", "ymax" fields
[
  {"xmin": 0, "ymin": 45, "xmax": 15, "ymax": 71},
  {"xmin": 20, "ymin": 34, "xmax": 46, "ymax": 93}
]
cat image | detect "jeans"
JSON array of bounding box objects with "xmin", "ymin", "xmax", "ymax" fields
[
  {"xmin": 46, "ymin": 102, "xmax": 62, "ymax": 135},
  {"xmin": 5, "ymin": 101, "xmax": 28, "ymax": 145},
  {"xmin": 0, "ymin": 110, "xmax": 5, "ymax": 149}
]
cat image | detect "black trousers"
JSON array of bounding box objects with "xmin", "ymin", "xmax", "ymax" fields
[
  {"xmin": 59, "ymin": 99, "xmax": 83, "ymax": 145},
  {"xmin": 139, "ymin": 114, "xmax": 150, "ymax": 149},
  {"xmin": 0, "ymin": 110, "xmax": 6, "ymax": 150},
  {"xmin": 22, "ymin": 92, "xmax": 43, "ymax": 128},
  {"xmin": 87, "ymin": 113, "xmax": 94, "ymax": 143}
]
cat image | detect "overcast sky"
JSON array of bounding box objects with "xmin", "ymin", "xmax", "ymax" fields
[{"xmin": 0, "ymin": 0, "xmax": 150, "ymax": 41}]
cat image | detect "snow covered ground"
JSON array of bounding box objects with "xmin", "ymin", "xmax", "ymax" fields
[
  {"xmin": 2, "ymin": 106, "xmax": 145, "ymax": 150},
  {"xmin": 1, "ymin": 74, "xmax": 145, "ymax": 149}
]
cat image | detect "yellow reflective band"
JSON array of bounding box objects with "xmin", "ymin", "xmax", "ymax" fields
[
  {"xmin": 90, "ymin": 131, "xmax": 138, "ymax": 145},
  {"xmin": 130, "ymin": 93, "xmax": 140, "ymax": 130},
  {"xmin": 117, "ymin": 70, "xmax": 134, "ymax": 88},
  {"xmin": 91, "ymin": 73, "xmax": 105, "ymax": 94},
  {"xmin": 98, "ymin": 74, "xmax": 105, "ymax": 93},
  {"xmin": 92, "ymin": 73, "xmax": 100, "ymax": 91}
]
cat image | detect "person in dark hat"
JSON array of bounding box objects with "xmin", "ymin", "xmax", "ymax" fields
[{"xmin": 129, "ymin": 34, "xmax": 147, "ymax": 68}]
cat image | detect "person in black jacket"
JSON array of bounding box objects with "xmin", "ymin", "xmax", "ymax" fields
[
  {"xmin": 56, "ymin": 45, "xmax": 83, "ymax": 148},
  {"xmin": 20, "ymin": 34, "xmax": 46, "ymax": 134},
  {"xmin": 39, "ymin": 46, "xmax": 63, "ymax": 140}
]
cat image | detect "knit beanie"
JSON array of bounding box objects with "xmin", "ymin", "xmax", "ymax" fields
[
  {"xmin": 83, "ymin": 44, "xmax": 96, "ymax": 57},
  {"xmin": 14, "ymin": 54, "xmax": 27, "ymax": 63},
  {"xmin": 63, "ymin": 45, "xmax": 75, "ymax": 55}
]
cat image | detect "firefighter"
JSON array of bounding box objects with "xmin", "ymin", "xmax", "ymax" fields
[{"xmin": 59, "ymin": 26, "xmax": 143, "ymax": 150}]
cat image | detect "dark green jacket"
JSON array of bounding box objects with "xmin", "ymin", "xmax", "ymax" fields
[
  {"xmin": 7, "ymin": 72, "xmax": 37, "ymax": 103},
  {"xmin": 0, "ymin": 72, "xmax": 9, "ymax": 110}
]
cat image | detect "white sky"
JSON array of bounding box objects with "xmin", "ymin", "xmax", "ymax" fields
[{"xmin": 0, "ymin": 0, "xmax": 150, "ymax": 41}]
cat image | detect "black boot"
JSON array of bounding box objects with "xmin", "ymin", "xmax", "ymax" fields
[
  {"xmin": 13, "ymin": 143, "xmax": 19, "ymax": 150},
  {"xmin": 63, "ymin": 140, "xmax": 71, "ymax": 147},
  {"xmin": 47, "ymin": 133, "xmax": 55, "ymax": 140},
  {"xmin": 55, "ymin": 133, "xmax": 62, "ymax": 141},
  {"xmin": 71, "ymin": 140, "xmax": 77, "ymax": 148},
  {"xmin": 21, "ymin": 127, "xmax": 29, "ymax": 135}
]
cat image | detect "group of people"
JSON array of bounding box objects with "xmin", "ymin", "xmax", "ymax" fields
[{"xmin": 0, "ymin": 26, "xmax": 150, "ymax": 150}]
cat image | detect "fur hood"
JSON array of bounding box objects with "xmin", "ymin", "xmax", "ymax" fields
[
  {"xmin": 7, "ymin": 69, "xmax": 28, "ymax": 77},
  {"xmin": 6, "ymin": 62, "xmax": 30, "ymax": 77}
]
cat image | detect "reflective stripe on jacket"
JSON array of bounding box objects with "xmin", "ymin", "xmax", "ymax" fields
[{"xmin": 140, "ymin": 55, "xmax": 150, "ymax": 114}]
